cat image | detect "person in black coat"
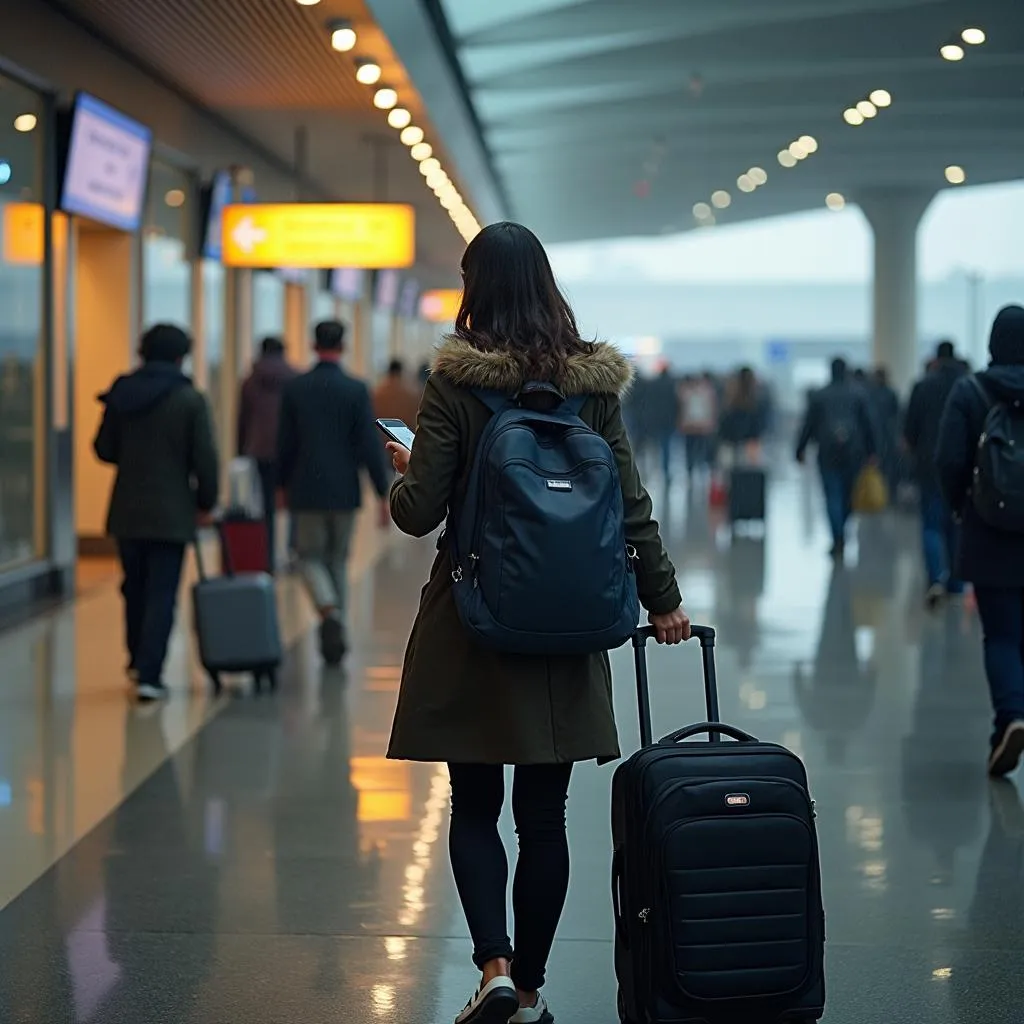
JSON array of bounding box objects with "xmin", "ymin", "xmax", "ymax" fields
[
  {"xmin": 277, "ymin": 320, "xmax": 391, "ymax": 664},
  {"xmin": 903, "ymin": 340, "xmax": 968, "ymax": 606},
  {"xmin": 936, "ymin": 305, "xmax": 1024, "ymax": 776},
  {"xmin": 796, "ymin": 358, "xmax": 879, "ymax": 559}
]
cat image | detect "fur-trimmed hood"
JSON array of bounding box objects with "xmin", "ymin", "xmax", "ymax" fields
[{"xmin": 431, "ymin": 336, "xmax": 633, "ymax": 397}]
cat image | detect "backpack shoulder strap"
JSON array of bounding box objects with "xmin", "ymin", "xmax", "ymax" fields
[
  {"xmin": 471, "ymin": 388, "xmax": 513, "ymax": 414},
  {"xmin": 565, "ymin": 394, "xmax": 587, "ymax": 416},
  {"xmin": 970, "ymin": 374, "xmax": 994, "ymax": 409}
]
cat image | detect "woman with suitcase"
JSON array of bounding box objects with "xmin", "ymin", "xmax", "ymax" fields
[{"xmin": 384, "ymin": 221, "xmax": 689, "ymax": 1024}]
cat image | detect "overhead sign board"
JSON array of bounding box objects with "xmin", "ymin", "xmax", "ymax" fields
[
  {"xmin": 420, "ymin": 289, "xmax": 462, "ymax": 323},
  {"xmin": 221, "ymin": 203, "xmax": 415, "ymax": 269},
  {"xmin": 60, "ymin": 93, "xmax": 152, "ymax": 232}
]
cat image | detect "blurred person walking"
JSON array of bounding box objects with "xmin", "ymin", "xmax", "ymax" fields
[
  {"xmin": 94, "ymin": 324, "xmax": 219, "ymax": 701},
  {"xmin": 647, "ymin": 363, "xmax": 681, "ymax": 484},
  {"xmin": 373, "ymin": 357, "xmax": 421, "ymax": 428},
  {"xmin": 903, "ymin": 340, "xmax": 967, "ymax": 607},
  {"xmin": 384, "ymin": 222, "xmax": 689, "ymax": 1024},
  {"xmin": 238, "ymin": 336, "xmax": 296, "ymax": 572},
  {"xmin": 796, "ymin": 357, "xmax": 879, "ymax": 559},
  {"xmin": 936, "ymin": 306, "xmax": 1024, "ymax": 776},
  {"xmin": 277, "ymin": 320, "xmax": 391, "ymax": 665},
  {"xmin": 870, "ymin": 365, "xmax": 901, "ymax": 495},
  {"xmin": 679, "ymin": 372, "xmax": 719, "ymax": 478}
]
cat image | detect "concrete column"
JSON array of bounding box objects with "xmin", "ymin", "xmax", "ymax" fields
[{"xmin": 859, "ymin": 190, "xmax": 934, "ymax": 395}]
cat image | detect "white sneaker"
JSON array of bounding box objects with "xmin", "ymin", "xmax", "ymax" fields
[
  {"xmin": 510, "ymin": 994, "xmax": 554, "ymax": 1024},
  {"xmin": 454, "ymin": 977, "xmax": 519, "ymax": 1024}
]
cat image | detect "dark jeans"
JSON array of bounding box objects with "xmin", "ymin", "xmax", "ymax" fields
[
  {"xmin": 920, "ymin": 482, "xmax": 962, "ymax": 591},
  {"xmin": 117, "ymin": 539, "xmax": 186, "ymax": 686},
  {"xmin": 685, "ymin": 434, "xmax": 712, "ymax": 473},
  {"xmin": 974, "ymin": 587, "xmax": 1024, "ymax": 739},
  {"xmin": 820, "ymin": 466, "xmax": 856, "ymax": 547},
  {"xmin": 448, "ymin": 762, "xmax": 573, "ymax": 992},
  {"xmin": 256, "ymin": 459, "xmax": 277, "ymax": 572},
  {"xmin": 657, "ymin": 432, "xmax": 675, "ymax": 482}
]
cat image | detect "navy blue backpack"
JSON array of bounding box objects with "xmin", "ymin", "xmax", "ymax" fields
[{"xmin": 447, "ymin": 383, "xmax": 640, "ymax": 656}]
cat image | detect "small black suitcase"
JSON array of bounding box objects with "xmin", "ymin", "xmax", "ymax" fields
[
  {"xmin": 192, "ymin": 533, "xmax": 282, "ymax": 694},
  {"xmin": 612, "ymin": 625, "xmax": 825, "ymax": 1024},
  {"xmin": 728, "ymin": 466, "xmax": 767, "ymax": 522}
]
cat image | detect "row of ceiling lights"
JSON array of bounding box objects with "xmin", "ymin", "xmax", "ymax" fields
[
  {"xmin": 295, "ymin": 1, "xmax": 481, "ymax": 243},
  {"xmin": 843, "ymin": 88, "xmax": 892, "ymax": 127},
  {"xmin": 941, "ymin": 26, "xmax": 986, "ymax": 62}
]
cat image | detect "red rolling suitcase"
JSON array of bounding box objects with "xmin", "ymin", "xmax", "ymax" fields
[
  {"xmin": 219, "ymin": 514, "xmax": 270, "ymax": 575},
  {"xmin": 612, "ymin": 625, "xmax": 825, "ymax": 1024}
]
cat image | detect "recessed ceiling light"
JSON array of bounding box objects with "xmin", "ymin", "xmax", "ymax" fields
[
  {"xmin": 419, "ymin": 157, "xmax": 441, "ymax": 176},
  {"xmin": 355, "ymin": 60, "xmax": 382, "ymax": 85},
  {"xmin": 400, "ymin": 125, "xmax": 424, "ymax": 146},
  {"xmin": 843, "ymin": 108, "xmax": 865, "ymax": 126},
  {"xmin": 329, "ymin": 20, "xmax": 356, "ymax": 52},
  {"xmin": 778, "ymin": 149, "xmax": 798, "ymax": 167},
  {"xmin": 869, "ymin": 89, "xmax": 892, "ymax": 108},
  {"xmin": 856, "ymin": 100, "xmax": 877, "ymax": 118},
  {"xmin": 798, "ymin": 135, "xmax": 818, "ymax": 154},
  {"xmin": 410, "ymin": 142, "xmax": 433, "ymax": 162},
  {"xmin": 789, "ymin": 140, "xmax": 808, "ymax": 160},
  {"xmin": 961, "ymin": 27, "xmax": 986, "ymax": 45},
  {"xmin": 164, "ymin": 189, "xmax": 185, "ymax": 208},
  {"xmin": 825, "ymin": 192, "xmax": 846, "ymax": 211},
  {"xmin": 295, "ymin": 0, "xmax": 321, "ymax": 5},
  {"xmin": 711, "ymin": 190, "xmax": 731, "ymax": 209},
  {"xmin": 388, "ymin": 107, "xmax": 411, "ymax": 129},
  {"xmin": 940, "ymin": 43, "xmax": 965, "ymax": 61},
  {"xmin": 737, "ymin": 174, "xmax": 755, "ymax": 193},
  {"xmin": 13, "ymin": 113, "xmax": 36, "ymax": 133},
  {"xmin": 373, "ymin": 87, "xmax": 398, "ymax": 110},
  {"xmin": 945, "ymin": 165, "xmax": 966, "ymax": 185},
  {"xmin": 749, "ymin": 167, "xmax": 767, "ymax": 186},
  {"xmin": 692, "ymin": 202, "xmax": 712, "ymax": 219},
  {"xmin": 0, "ymin": 162, "xmax": 11, "ymax": 186}
]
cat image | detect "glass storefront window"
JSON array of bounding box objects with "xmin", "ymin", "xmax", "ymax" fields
[
  {"xmin": 253, "ymin": 272, "xmax": 284, "ymax": 358},
  {"xmin": 0, "ymin": 75, "xmax": 45, "ymax": 568},
  {"xmin": 143, "ymin": 161, "xmax": 192, "ymax": 333},
  {"xmin": 203, "ymin": 261, "xmax": 225, "ymax": 442}
]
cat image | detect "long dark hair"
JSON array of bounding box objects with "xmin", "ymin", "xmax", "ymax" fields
[{"xmin": 454, "ymin": 222, "xmax": 593, "ymax": 380}]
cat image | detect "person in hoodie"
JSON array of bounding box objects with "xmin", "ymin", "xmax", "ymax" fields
[
  {"xmin": 94, "ymin": 324, "xmax": 219, "ymax": 701},
  {"xmin": 238, "ymin": 336, "xmax": 297, "ymax": 571},
  {"xmin": 903, "ymin": 340, "xmax": 967, "ymax": 607},
  {"xmin": 936, "ymin": 306, "xmax": 1024, "ymax": 776}
]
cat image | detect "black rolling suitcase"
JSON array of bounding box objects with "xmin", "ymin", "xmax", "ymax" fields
[
  {"xmin": 728, "ymin": 466, "xmax": 766, "ymax": 523},
  {"xmin": 612, "ymin": 625, "xmax": 825, "ymax": 1024}
]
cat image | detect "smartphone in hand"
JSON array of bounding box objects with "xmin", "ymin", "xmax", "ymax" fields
[{"xmin": 376, "ymin": 418, "xmax": 415, "ymax": 450}]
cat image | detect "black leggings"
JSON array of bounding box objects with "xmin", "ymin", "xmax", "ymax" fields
[{"xmin": 448, "ymin": 762, "xmax": 573, "ymax": 993}]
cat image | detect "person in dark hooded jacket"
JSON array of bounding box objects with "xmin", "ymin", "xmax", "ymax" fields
[
  {"xmin": 904, "ymin": 340, "xmax": 967, "ymax": 606},
  {"xmin": 936, "ymin": 305, "xmax": 1024, "ymax": 776},
  {"xmin": 238, "ymin": 336, "xmax": 297, "ymax": 571},
  {"xmin": 94, "ymin": 324, "xmax": 219, "ymax": 701}
]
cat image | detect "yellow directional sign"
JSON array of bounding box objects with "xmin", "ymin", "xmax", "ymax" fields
[
  {"xmin": 420, "ymin": 289, "xmax": 462, "ymax": 323},
  {"xmin": 221, "ymin": 203, "xmax": 415, "ymax": 269}
]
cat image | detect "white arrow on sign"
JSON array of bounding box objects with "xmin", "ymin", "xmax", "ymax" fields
[{"xmin": 232, "ymin": 216, "xmax": 267, "ymax": 254}]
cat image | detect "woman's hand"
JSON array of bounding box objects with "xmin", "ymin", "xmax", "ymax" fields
[
  {"xmin": 649, "ymin": 606, "xmax": 692, "ymax": 645},
  {"xmin": 386, "ymin": 442, "xmax": 412, "ymax": 476}
]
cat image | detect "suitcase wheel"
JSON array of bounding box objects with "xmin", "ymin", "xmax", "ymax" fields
[
  {"xmin": 253, "ymin": 667, "xmax": 278, "ymax": 695},
  {"xmin": 208, "ymin": 672, "xmax": 223, "ymax": 695}
]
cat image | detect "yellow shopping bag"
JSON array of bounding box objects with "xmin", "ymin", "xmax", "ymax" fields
[{"xmin": 852, "ymin": 463, "xmax": 889, "ymax": 514}]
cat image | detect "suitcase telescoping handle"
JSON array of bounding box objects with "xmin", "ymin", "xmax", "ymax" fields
[{"xmin": 632, "ymin": 624, "xmax": 722, "ymax": 747}]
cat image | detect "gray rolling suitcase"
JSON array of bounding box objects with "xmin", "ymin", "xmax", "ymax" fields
[{"xmin": 191, "ymin": 531, "xmax": 282, "ymax": 694}]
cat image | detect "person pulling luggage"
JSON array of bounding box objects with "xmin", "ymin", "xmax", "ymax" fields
[
  {"xmin": 383, "ymin": 222, "xmax": 689, "ymax": 1024},
  {"xmin": 936, "ymin": 306, "xmax": 1024, "ymax": 776}
]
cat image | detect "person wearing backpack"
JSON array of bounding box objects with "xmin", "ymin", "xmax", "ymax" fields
[
  {"xmin": 383, "ymin": 222, "xmax": 690, "ymax": 1024},
  {"xmin": 795, "ymin": 357, "xmax": 879, "ymax": 559},
  {"xmin": 936, "ymin": 305, "xmax": 1024, "ymax": 777}
]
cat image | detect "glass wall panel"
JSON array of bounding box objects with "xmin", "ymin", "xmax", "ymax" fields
[
  {"xmin": 143, "ymin": 161, "xmax": 192, "ymax": 334},
  {"xmin": 253, "ymin": 272, "xmax": 285, "ymax": 359},
  {"xmin": 0, "ymin": 75, "xmax": 45, "ymax": 568}
]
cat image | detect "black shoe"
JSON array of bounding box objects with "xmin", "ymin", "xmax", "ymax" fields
[
  {"xmin": 136, "ymin": 681, "xmax": 169, "ymax": 702},
  {"xmin": 319, "ymin": 616, "xmax": 347, "ymax": 666},
  {"xmin": 988, "ymin": 720, "xmax": 1024, "ymax": 777},
  {"xmin": 925, "ymin": 583, "xmax": 946, "ymax": 610},
  {"xmin": 829, "ymin": 542, "xmax": 845, "ymax": 561},
  {"xmin": 454, "ymin": 978, "xmax": 520, "ymax": 1024}
]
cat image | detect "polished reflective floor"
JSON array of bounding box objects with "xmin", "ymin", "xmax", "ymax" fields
[{"xmin": 0, "ymin": 468, "xmax": 1019, "ymax": 1023}]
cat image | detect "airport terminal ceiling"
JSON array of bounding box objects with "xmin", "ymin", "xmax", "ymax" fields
[
  {"xmin": 39, "ymin": 0, "xmax": 475, "ymax": 274},
  {"xmin": 438, "ymin": 0, "xmax": 1024, "ymax": 243}
]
